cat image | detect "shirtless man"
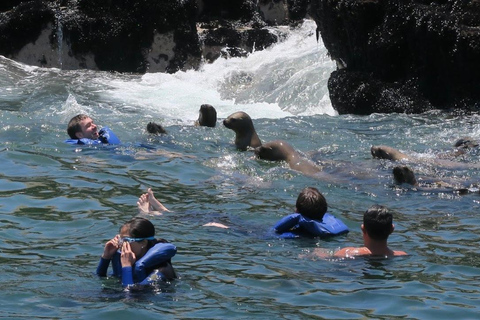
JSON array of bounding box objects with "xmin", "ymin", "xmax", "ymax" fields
[{"xmin": 309, "ymin": 205, "xmax": 407, "ymax": 258}]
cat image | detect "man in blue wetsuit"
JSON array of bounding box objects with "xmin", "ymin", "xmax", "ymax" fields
[{"xmin": 66, "ymin": 114, "xmax": 120, "ymax": 145}]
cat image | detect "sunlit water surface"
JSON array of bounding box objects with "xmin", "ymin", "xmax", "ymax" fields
[{"xmin": 1, "ymin": 20, "xmax": 479, "ymax": 319}]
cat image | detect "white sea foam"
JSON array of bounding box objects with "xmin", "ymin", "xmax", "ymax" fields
[{"xmin": 95, "ymin": 19, "xmax": 337, "ymax": 122}]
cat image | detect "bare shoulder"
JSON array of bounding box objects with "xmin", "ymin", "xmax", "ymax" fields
[
  {"xmin": 334, "ymin": 247, "xmax": 369, "ymax": 258},
  {"xmin": 305, "ymin": 248, "xmax": 333, "ymax": 259}
]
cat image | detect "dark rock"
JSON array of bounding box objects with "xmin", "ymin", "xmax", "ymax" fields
[
  {"xmin": 0, "ymin": 0, "xmax": 309, "ymax": 73},
  {"xmin": 0, "ymin": 1, "xmax": 55, "ymax": 61},
  {"xmin": 0, "ymin": 0, "xmax": 27, "ymax": 12},
  {"xmin": 310, "ymin": 0, "xmax": 480, "ymax": 114},
  {"xmin": 200, "ymin": 24, "xmax": 279, "ymax": 62}
]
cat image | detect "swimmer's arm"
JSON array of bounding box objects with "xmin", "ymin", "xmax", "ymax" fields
[
  {"xmin": 302, "ymin": 247, "xmax": 356, "ymax": 259},
  {"xmin": 333, "ymin": 247, "xmax": 355, "ymax": 258},
  {"xmin": 300, "ymin": 248, "xmax": 339, "ymax": 259},
  {"xmin": 96, "ymin": 257, "xmax": 111, "ymax": 276},
  {"xmin": 121, "ymin": 266, "xmax": 134, "ymax": 287}
]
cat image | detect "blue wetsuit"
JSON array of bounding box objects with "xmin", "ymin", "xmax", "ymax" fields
[
  {"xmin": 274, "ymin": 213, "xmax": 349, "ymax": 239},
  {"xmin": 65, "ymin": 127, "xmax": 121, "ymax": 145},
  {"xmin": 96, "ymin": 242, "xmax": 177, "ymax": 287}
]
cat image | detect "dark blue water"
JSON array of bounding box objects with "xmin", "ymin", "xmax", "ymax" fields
[{"xmin": 1, "ymin": 21, "xmax": 479, "ymax": 319}]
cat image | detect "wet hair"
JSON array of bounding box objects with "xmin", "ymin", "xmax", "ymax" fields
[
  {"xmin": 363, "ymin": 205, "xmax": 393, "ymax": 241},
  {"xmin": 295, "ymin": 187, "xmax": 327, "ymax": 220},
  {"xmin": 121, "ymin": 217, "xmax": 155, "ymax": 238},
  {"xmin": 121, "ymin": 217, "xmax": 176, "ymax": 279},
  {"xmin": 67, "ymin": 114, "xmax": 89, "ymax": 139},
  {"xmin": 120, "ymin": 217, "xmax": 170, "ymax": 248}
]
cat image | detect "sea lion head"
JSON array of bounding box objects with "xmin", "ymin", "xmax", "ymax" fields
[
  {"xmin": 254, "ymin": 140, "xmax": 294, "ymax": 161},
  {"xmin": 146, "ymin": 122, "xmax": 167, "ymax": 135},
  {"xmin": 195, "ymin": 104, "xmax": 217, "ymax": 127},
  {"xmin": 223, "ymin": 111, "xmax": 261, "ymax": 150},
  {"xmin": 371, "ymin": 145, "xmax": 407, "ymax": 161},
  {"xmin": 223, "ymin": 111, "xmax": 254, "ymax": 131},
  {"xmin": 454, "ymin": 137, "xmax": 479, "ymax": 149},
  {"xmin": 393, "ymin": 166, "xmax": 417, "ymax": 186}
]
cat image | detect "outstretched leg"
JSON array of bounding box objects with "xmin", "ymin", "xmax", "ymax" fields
[
  {"xmin": 146, "ymin": 188, "xmax": 169, "ymax": 212},
  {"xmin": 137, "ymin": 188, "xmax": 169, "ymax": 215},
  {"xmin": 137, "ymin": 192, "xmax": 151, "ymax": 214}
]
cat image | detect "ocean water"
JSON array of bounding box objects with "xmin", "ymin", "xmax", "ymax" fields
[{"xmin": 1, "ymin": 20, "xmax": 480, "ymax": 319}]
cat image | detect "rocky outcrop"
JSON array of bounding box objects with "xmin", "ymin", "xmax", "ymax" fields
[
  {"xmin": 0, "ymin": 0, "xmax": 308, "ymax": 73},
  {"xmin": 309, "ymin": 0, "xmax": 480, "ymax": 114}
]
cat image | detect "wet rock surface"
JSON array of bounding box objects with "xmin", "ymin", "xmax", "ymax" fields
[
  {"xmin": 0, "ymin": 0, "xmax": 307, "ymax": 73},
  {"xmin": 309, "ymin": 0, "xmax": 480, "ymax": 114}
]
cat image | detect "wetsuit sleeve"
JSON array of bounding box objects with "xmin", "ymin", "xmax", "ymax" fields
[
  {"xmin": 274, "ymin": 213, "xmax": 301, "ymax": 233},
  {"xmin": 121, "ymin": 266, "xmax": 134, "ymax": 287},
  {"xmin": 96, "ymin": 257, "xmax": 111, "ymax": 277}
]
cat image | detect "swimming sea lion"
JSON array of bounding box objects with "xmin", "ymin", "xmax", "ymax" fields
[
  {"xmin": 254, "ymin": 140, "xmax": 321, "ymax": 176},
  {"xmin": 195, "ymin": 104, "xmax": 217, "ymax": 127},
  {"xmin": 451, "ymin": 137, "xmax": 479, "ymax": 157},
  {"xmin": 454, "ymin": 137, "xmax": 478, "ymax": 149},
  {"xmin": 373, "ymin": 138, "xmax": 479, "ymax": 162},
  {"xmin": 393, "ymin": 166, "xmax": 418, "ymax": 186},
  {"xmin": 371, "ymin": 145, "xmax": 409, "ymax": 161},
  {"xmin": 146, "ymin": 122, "xmax": 167, "ymax": 134},
  {"xmin": 223, "ymin": 111, "xmax": 262, "ymax": 151},
  {"xmin": 392, "ymin": 165, "xmax": 474, "ymax": 194}
]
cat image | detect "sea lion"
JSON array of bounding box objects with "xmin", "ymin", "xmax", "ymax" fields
[
  {"xmin": 254, "ymin": 140, "xmax": 321, "ymax": 176},
  {"xmin": 393, "ymin": 166, "xmax": 418, "ymax": 186},
  {"xmin": 195, "ymin": 104, "xmax": 217, "ymax": 127},
  {"xmin": 451, "ymin": 137, "xmax": 479, "ymax": 157},
  {"xmin": 373, "ymin": 138, "xmax": 479, "ymax": 162},
  {"xmin": 454, "ymin": 137, "xmax": 478, "ymax": 149},
  {"xmin": 371, "ymin": 145, "xmax": 409, "ymax": 161},
  {"xmin": 146, "ymin": 122, "xmax": 167, "ymax": 134},
  {"xmin": 223, "ymin": 111, "xmax": 262, "ymax": 151},
  {"xmin": 392, "ymin": 165, "xmax": 476, "ymax": 194}
]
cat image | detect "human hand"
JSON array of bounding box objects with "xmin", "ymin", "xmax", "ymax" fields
[
  {"xmin": 121, "ymin": 242, "xmax": 137, "ymax": 267},
  {"xmin": 102, "ymin": 235, "xmax": 120, "ymax": 260}
]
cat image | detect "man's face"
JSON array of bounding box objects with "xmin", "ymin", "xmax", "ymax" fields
[{"xmin": 76, "ymin": 117, "xmax": 99, "ymax": 140}]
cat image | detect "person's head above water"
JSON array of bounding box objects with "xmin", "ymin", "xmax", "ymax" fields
[
  {"xmin": 118, "ymin": 217, "xmax": 156, "ymax": 260},
  {"xmin": 67, "ymin": 114, "xmax": 99, "ymax": 140},
  {"xmin": 362, "ymin": 204, "xmax": 394, "ymax": 241},
  {"xmin": 295, "ymin": 187, "xmax": 327, "ymax": 220}
]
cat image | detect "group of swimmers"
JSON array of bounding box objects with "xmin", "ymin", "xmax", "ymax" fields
[{"xmin": 66, "ymin": 111, "xmax": 407, "ymax": 289}]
